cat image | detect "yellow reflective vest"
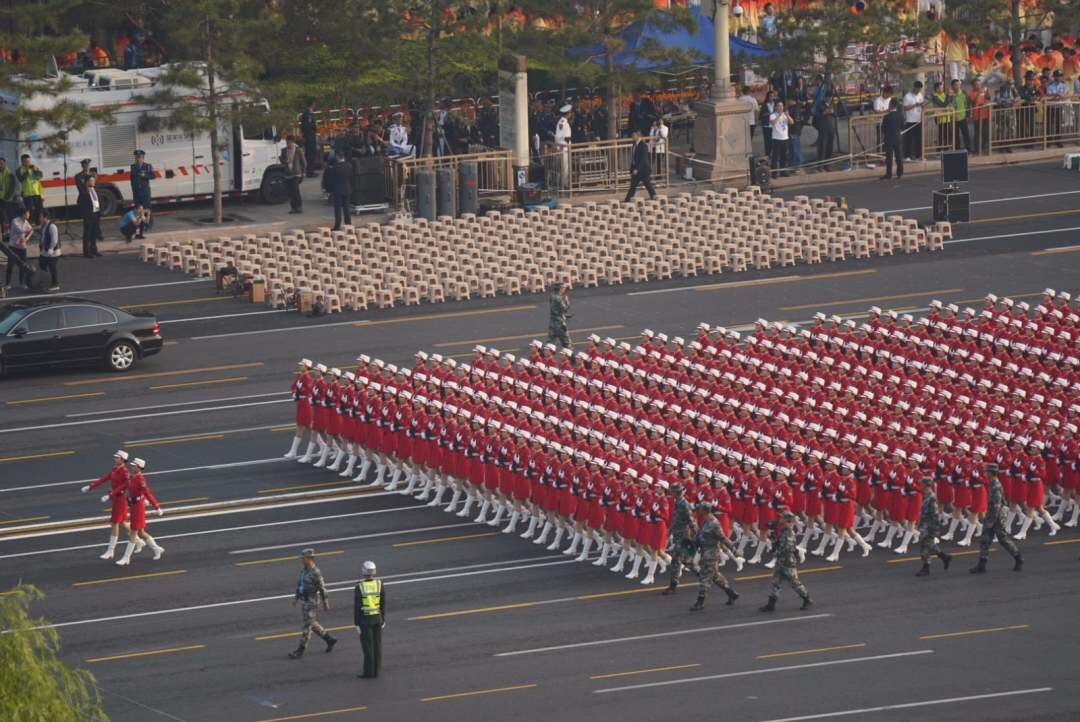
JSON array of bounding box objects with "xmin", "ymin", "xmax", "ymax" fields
[{"xmin": 358, "ymin": 578, "xmax": 382, "ymax": 616}]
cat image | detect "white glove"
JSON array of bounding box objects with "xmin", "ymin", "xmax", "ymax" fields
[
  {"xmin": 100, "ymin": 494, "xmax": 110, "ymax": 503},
  {"xmin": 80, "ymin": 485, "xmax": 90, "ymax": 493},
  {"xmin": 355, "ymin": 625, "xmax": 362, "ymax": 635},
  {"xmin": 156, "ymin": 508, "xmax": 164, "ymax": 517}
]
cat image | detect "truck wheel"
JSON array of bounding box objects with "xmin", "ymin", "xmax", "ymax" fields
[
  {"xmin": 97, "ymin": 186, "xmax": 121, "ymax": 217},
  {"xmin": 260, "ymin": 169, "xmax": 288, "ymax": 205}
]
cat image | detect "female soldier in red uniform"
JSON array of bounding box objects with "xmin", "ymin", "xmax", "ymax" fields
[
  {"xmin": 82, "ymin": 450, "xmax": 137, "ymax": 560},
  {"xmin": 114, "ymin": 458, "xmax": 164, "ymax": 566},
  {"xmin": 285, "ymin": 359, "xmax": 315, "ymax": 460}
]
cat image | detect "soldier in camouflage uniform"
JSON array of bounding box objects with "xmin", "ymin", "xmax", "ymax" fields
[
  {"xmin": 971, "ymin": 464, "xmax": 1023, "ymax": 574},
  {"xmin": 662, "ymin": 483, "xmax": 698, "ymax": 595},
  {"xmin": 547, "ymin": 283, "xmax": 572, "ymax": 349},
  {"xmin": 916, "ymin": 476, "xmax": 952, "ymax": 576},
  {"xmin": 288, "ymin": 548, "xmax": 338, "ymax": 659},
  {"xmin": 690, "ymin": 504, "xmax": 740, "ymax": 611},
  {"xmin": 761, "ymin": 510, "xmax": 813, "ymax": 612}
]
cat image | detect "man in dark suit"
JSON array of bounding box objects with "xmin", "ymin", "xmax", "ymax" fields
[
  {"xmin": 880, "ymin": 97, "xmax": 904, "ymax": 180},
  {"xmin": 322, "ymin": 152, "xmax": 353, "ymax": 230},
  {"xmin": 78, "ymin": 175, "xmax": 103, "ymax": 257},
  {"xmin": 624, "ymin": 130, "xmax": 656, "ymax": 202}
]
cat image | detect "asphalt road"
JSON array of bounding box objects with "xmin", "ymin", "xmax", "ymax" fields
[{"xmin": 1, "ymin": 159, "xmax": 1079, "ymax": 722}]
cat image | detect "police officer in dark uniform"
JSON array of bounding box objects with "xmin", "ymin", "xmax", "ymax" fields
[
  {"xmin": 130, "ymin": 149, "xmax": 154, "ymax": 219},
  {"xmin": 354, "ymin": 560, "xmax": 386, "ymax": 678}
]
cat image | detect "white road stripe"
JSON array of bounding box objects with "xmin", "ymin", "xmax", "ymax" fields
[
  {"xmin": 884, "ymin": 188, "xmax": 1080, "ymax": 214},
  {"xmin": 15, "ymin": 279, "xmax": 209, "ymax": 301},
  {"xmin": 757, "ymin": 687, "xmax": 1054, "ymax": 722},
  {"xmin": 1, "ymin": 456, "xmax": 284, "ymax": 494},
  {"xmin": 0, "ymin": 399, "xmax": 290, "ymax": 435},
  {"xmin": 593, "ymin": 649, "xmax": 932, "ymax": 694},
  {"xmin": 945, "ymin": 225, "xmax": 1080, "ymax": 245},
  {"xmin": 191, "ymin": 318, "xmax": 372, "ymax": 341},
  {"xmin": 9, "ymin": 555, "xmax": 574, "ymax": 633},
  {"xmin": 66, "ymin": 392, "xmax": 290, "ymax": 418},
  {"xmin": 626, "ymin": 275, "xmax": 802, "ymax": 297},
  {"xmin": 159, "ymin": 308, "xmax": 290, "ymax": 325},
  {"xmin": 228, "ymin": 522, "xmax": 479, "ymax": 554},
  {"xmin": 124, "ymin": 424, "xmax": 283, "ymax": 444},
  {"xmin": 496, "ymin": 615, "xmax": 832, "ymax": 657}
]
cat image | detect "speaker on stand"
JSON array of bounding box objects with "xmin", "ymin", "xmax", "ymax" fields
[
  {"xmin": 933, "ymin": 149, "xmax": 970, "ymax": 223},
  {"xmin": 749, "ymin": 155, "xmax": 772, "ymax": 192}
]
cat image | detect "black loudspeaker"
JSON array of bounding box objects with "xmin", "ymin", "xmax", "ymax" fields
[
  {"xmin": 749, "ymin": 155, "xmax": 771, "ymax": 190},
  {"xmin": 517, "ymin": 182, "xmax": 542, "ymax": 206},
  {"xmin": 941, "ymin": 149, "xmax": 968, "ymax": 184},
  {"xmin": 350, "ymin": 157, "xmax": 386, "ymax": 206},
  {"xmin": 932, "ymin": 188, "xmax": 970, "ymax": 223}
]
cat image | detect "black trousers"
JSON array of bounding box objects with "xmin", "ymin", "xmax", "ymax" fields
[
  {"xmin": 624, "ymin": 172, "xmax": 655, "ymax": 202},
  {"xmin": 770, "ymin": 138, "xmax": 788, "ymax": 172},
  {"xmin": 23, "ymin": 195, "xmax": 43, "ymax": 225},
  {"xmin": 359, "ymin": 623, "xmax": 382, "ymax": 678},
  {"xmin": 954, "ymin": 119, "xmax": 971, "ymax": 151},
  {"xmin": 4, "ymin": 245, "xmax": 27, "ymax": 286},
  {"xmin": 884, "ymin": 140, "xmax": 903, "ymax": 178},
  {"xmin": 332, "ymin": 193, "xmax": 351, "ymax": 229},
  {"xmin": 902, "ymin": 122, "xmax": 922, "ymax": 159},
  {"xmin": 82, "ymin": 211, "xmax": 101, "ymax": 256},
  {"xmin": 287, "ymin": 177, "xmax": 303, "ymax": 211},
  {"xmin": 38, "ymin": 256, "xmax": 58, "ymax": 287}
]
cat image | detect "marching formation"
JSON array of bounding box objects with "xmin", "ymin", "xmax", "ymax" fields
[
  {"xmin": 81, "ymin": 450, "xmax": 164, "ymax": 566},
  {"xmin": 280, "ymin": 290, "xmax": 1078, "ymax": 608}
]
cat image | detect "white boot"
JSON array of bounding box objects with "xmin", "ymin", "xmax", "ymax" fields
[
  {"xmin": 546, "ymin": 526, "xmax": 565, "ymax": 551},
  {"xmin": 941, "ymin": 517, "xmax": 960, "ymax": 541},
  {"xmin": 798, "ymin": 526, "xmax": 815, "ymax": 553},
  {"xmin": 417, "ymin": 476, "xmax": 436, "ymax": 501},
  {"xmin": 487, "ymin": 503, "xmax": 506, "ymax": 528},
  {"xmin": 328, "ymin": 448, "xmax": 346, "ymax": 472},
  {"xmin": 625, "ymin": 553, "xmax": 644, "ymax": 580},
  {"xmin": 401, "ymin": 471, "xmax": 418, "ymax": 495},
  {"xmin": 894, "ymin": 529, "xmax": 914, "ymax": 554},
  {"xmin": 427, "ymin": 483, "xmax": 446, "ymax": 507},
  {"xmin": 534, "ymin": 521, "xmax": 553, "ymax": 545},
  {"xmin": 386, "ymin": 466, "xmax": 403, "ymax": 491},
  {"xmin": 340, "ymin": 453, "xmax": 357, "ymax": 478},
  {"xmin": 298, "ymin": 440, "xmax": 317, "ymax": 464},
  {"xmin": 610, "ymin": 548, "xmax": 628, "ymax": 573},
  {"xmin": 1014, "ymin": 515, "xmax": 1033, "ymax": 541},
  {"xmin": 134, "ymin": 537, "xmax": 145, "ymax": 553},
  {"xmin": 1004, "ymin": 509, "xmax": 1017, "ymax": 532},
  {"xmin": 640, "ymin": 557, "xmax": 659, "ymax": 585},
  {"xmin": 878, "ymin": 525, "xmax": 898, "ymax": 549},
  {"xmin": 474, "ymin": 500, "xmax": 491, "ymax": 524},
  {"xmin": 502, "ymin": 511, "xmax": 520, "ymax": 534},
  {"xmin": 353, "ymin": 457, "xmax": 372, "ymax": 483},
  {"xmin": 736, "ymin": 535, "xmax": 751, "ymax": 556},
  {"xmin": 575, "ymin": 537, "xmax": 594, "ymax": 562},
  {"xmin": 863, "ymin": 520, "xmax": 882, "ymax": 544},
  {"xmin": 765, "ymin": 557, "xmax": 776, "ymax": 569},
  {"xmin": 563, "ymin": 532, "xmax": 582, "ymax": 556},
  {"xmin": 1067, "ymin": 502, "xmax": 1080, "ymax": 528},
  {"xmin": 520, "ymin": 515, "xmax": 539, "ymax": 539},
  {"xmin": 445, "ymin": 488, "xmax": 463, "ymax": 513},
  {"xmin": 371, "ymin": 462, "xmax": 386, "ymax": 486},
  {"xmin": 284, "ymin": 435, "xmax": 302, "ymax": 459},
  {"xmin": 312, "ymin": 443, "xmax": 331, "ymax": 468},
  {"xmin": 812, "ymin": 531, "xmax": 832, "ymax": 556},
  {"xmin": 958, "ymin": 521, "xmax": 977, "ymax": 547},
  {"xmin": 115, "ymin": 541, "xmax": 136, "ymax": 566},
  {"xmin": 99, "ymin": 534, "xmax": 118, "ymax": 560},
  {"xmin": 143, "ymin": 534, "xmax": 164, "ymax": 560},
  {"xmin": 1040, "ymin": 508, "xmax": 1061, "ymax": 536},
  {"xmin": 593, "ymin": 543, "xmax": 612, "ymax": 566},
  {"xmin": 748, "ymin": 540, "xmax": 766, "ymax": 564},
  {"xmin": 852, "ymin": 531, "xmax": 872, "ymax": 557},
  {"xmin": 826, "ymin": 536, "xmax": 843, "ymax": 562}
]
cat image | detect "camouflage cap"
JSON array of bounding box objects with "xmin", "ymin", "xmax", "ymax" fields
[{"xmin": 300, "ymin": 548, "xmax": 316, "ymax": 558}]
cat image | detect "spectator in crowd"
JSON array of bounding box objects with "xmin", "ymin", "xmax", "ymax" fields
[
  {"xmin": 738, "ymin": 85, "xmax": 759, "ymax": 139},
  {"xmin": 768, "ymin": 100, "xmax": 792, "ymax": 175},
  {"xmin": 968, "ymin": 78, "xmax": 991, "ymax": 154},
  {"xmin": 386, "ymin": 113, "xmax": 415, "ymax": 156},
  {"xmin": 15, "ymin": 154, "xmax": 43, "ymax": 224},
  {"xmin": 37, "ymin": 208, "xmax": 60, "ymax": 291},
  {"xmin": 880, "ymin": 97, "xmax": 904, "ymax": 181},
  {"xmin": 624, "ymin": 130, "xmax": 656, "ymax": 202},
  {"xmin": 945, "ymin": 32, "xmax": 970, "ymax": 83},
  {"xmin": 591, "ymin": 101, "xmax": 609, "ymax": 142},
  {"xmin": 759, "ymin": 89, "xmax": 776, "ymax": 160},
  {"xmin": 79, "ymin": 176, "xmax": 103, "ymax": 258},
  {"xmin": 901, "ymin": 81, "xmax": 924, "ymax": 160},
  {"xmin": 649, "ymin": 116, "xmax": 668, "ymax": 159},
  {"xmin": 120, "ymin": 204, "xmax": 150, "ymax": 242},
  {"xmin": 928, "ymin": 81, "xmax": 949, "ymax": 148},
  {"xmin": 1044, "ymin": 70, "xmax": 1068, "ymax": 146},
  {"xmin": 872, "ymin": 85, "xmax": 892, "ymax": 114},
  {"xmin": 1018, "ymin": 71, "xmax": 1039, "ymax": 142},
  {"xmin": 816, "ymin": 91, "xmax": 839, "ymax": 168},
  {"xmin": 0, "ymin": 157, "xmax": 17, "ymax": 233},
  {"xmin": 3, "ymin": 206, "xmax": 32, "ymax": 290},
  {"xmin": 300, "ymin": 101, "xmax": 319, "ymax": 178},
  {"xmin": 759, "ymin": 3, "xmax": 778, "ymax": 40},
  {"xmin": 995, "ymin": 79, "xmax": 1019, "ymax": 151},
  {"xmin": 948, "ymin": 78, "xmax": 971, "ymax": 151},
  {"xmin": 322, "ymin": 152, "xmax": 352, "ymax": 231},
  {"xmin": 283, "ymin": 136, "xmax": 306, "ymax": 214}
]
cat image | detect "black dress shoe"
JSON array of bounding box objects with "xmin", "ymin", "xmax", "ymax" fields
[{"xmin": 93, "ymin": 251, "xmax": 103, "ymax": 257}]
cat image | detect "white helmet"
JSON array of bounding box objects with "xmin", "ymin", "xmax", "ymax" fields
[{"xmin": 362, "ymin": 560, "xmax": 377, "ymax": 576}]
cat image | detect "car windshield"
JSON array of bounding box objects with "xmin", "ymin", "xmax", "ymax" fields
[{"xmin": 0, "ymin": 305, "xmax": 30, "ymax": 335}]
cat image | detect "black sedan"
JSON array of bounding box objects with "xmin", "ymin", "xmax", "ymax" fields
[{"xmin": 0, "ymin": 297, "xmax": 163, "ymax": 376}]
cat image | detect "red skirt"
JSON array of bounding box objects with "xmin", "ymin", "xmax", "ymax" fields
[
  {"xmin": 327, "ymin": 411, "xmax": 341, "ymax": 437},
  {"xmin": 541, "ymin": 486, "xmax": 559, "ymax": 513},
  {"xmin": 953, "ymin": 485, "xmax": 972, "ymax": 510},
  {"xmin": 295, "ymin": 401, "xmax": 313, "ymax": 427},
  {"xmin": 468, "ymin": 457, "xmax": 485, "ymax": 486},
  {"xmin": 574, "ymin": 499, "xmax": 592, "ymax": 524},
  {"xmin": 1064, "ymin": 469, "xmax": 1080, "ymax": 491},
  {"xmin": 836, "ymin": 501, "xmax": 855, "ymax": 529},
  {"xmin": 109, "ymin": 498, "xmax": 129, "ymax": 524},
  {"xmin": 969, "ymin": 486, "xmax": 988, "ymax": 514},
  {"xmin": 758, "ymin": 504, "xmax": 776, "ymax": 528},
  {"xmin": 888, "ymin": 492, "xmax": 905, "ymax": 521},
  {"xmin": 643, "ymin": 520, "xmax": 667, "ymax": 549},
  {"xmin": 482, "ymin": 464, "xmax": 499, "ymax": 492},
  {"xmin": 856, "ymin": 481, "xmax": 872, "ymax": 507},
  {"xmin": 719, "ymin": 514, "xmax": 732, "ymax": 538},
  {"xmin": 313, "ymin": 405, "xmax": 327, "ymax": 433},
  {"xmin": 1007, "ymin": 477, "xmax": 1026, "ymax": 505},
  {"xmin": 129, "ymin": 501, "xmax": 147, "ymax": 531},
  {"xmin": 623, "ymin": 514, "xmax": 640, "ymax": 541},
  {"xmin": 824, "ymin": 500, "xmax": 839, "ymax": 527},
  {"xmin": 558, "ymin": 490, "xmax": 577, "ymax": 518},
  {"xmin": 743, "ymin": 502, "xmax": 759, "ymax": 526},
  {"xmin": 936, "ymin": 479, "xmax": 953, "ymax": 506},
  {"xmin": 904, "ymin": 492, "xmax": 922, "ymax": 523},
  {"xmin": 1027, "ymin": 480, "xmax": 1045, "ymax": 508},
  {"xmin": 498, "ymin": 468, "xmax": 515, "ymax": 496},
  {"xmin": 805, "ymin": 494, "xmax": 822, "ymax": 518},
  {"xmin": 586, "ymin": 503, "xmax": 605, "ymax": 530},
  {"xmin": 603, "ymin": 506, "xmax": 621, "ymax": 534},
  {"xmin": 790, "ymin": 489, "xmax": 806, "ymax": 515},
  {"xmin": 513, "ymin": 474, "xmax": 531, "ymax": 501}
]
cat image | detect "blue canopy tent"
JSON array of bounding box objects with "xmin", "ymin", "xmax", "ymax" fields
[{"xmin": 574, "ymin": 6, "xmax": 775, "ymax": 71}]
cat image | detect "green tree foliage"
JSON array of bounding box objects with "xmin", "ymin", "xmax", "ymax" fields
[
  {"xmin": 137, "ymin": 0, "xmax": 277, "ymax": 223},
  {"xmin": 0, "ymin": 583, "xmax": 106, "ymax": 722},
  {"xmin": 0, "ymin": 1, "xmax": 113, "ymax": 155}
]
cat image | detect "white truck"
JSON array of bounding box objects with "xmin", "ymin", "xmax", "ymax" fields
[{"xmin": 0, "ymin": 64, "xmax": 289, "ymax": 216}]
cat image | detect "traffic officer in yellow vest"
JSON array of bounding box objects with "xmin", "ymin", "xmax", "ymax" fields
[{"xmin": 354, "ymin": 560, "xmax": 386, "ymax": 678}]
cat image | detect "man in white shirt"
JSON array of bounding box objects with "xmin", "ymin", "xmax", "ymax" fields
[
  {"xmin": 769, "ymin": 100, "xmax": 792, "ymax": 173},
  {"xmin": 554, "ymin": 103, "xmax": 573, "ymax": 188},
  {"xmin": 902, "ymin": 81, "xmax": 925, "ymax": 160},
  {"xmin": 738, "ymin": 85, "xmax": 760, "ymax": 139}
]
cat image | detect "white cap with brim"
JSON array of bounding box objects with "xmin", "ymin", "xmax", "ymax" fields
[
  {"xmin": 559, "ymin": 103, "xmax": 572, "ymax": 113},
  {"xmin": 114, "ymin": 450, "xmax": 129, "ymax": 461},
  {"xmin": 131, "ymin": 458, "xmax": 146, "ymax": 469}
]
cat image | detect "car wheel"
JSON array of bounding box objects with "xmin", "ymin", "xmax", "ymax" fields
[
  {"xmin": 260, "ymin": 168, "xmax": 288, "ymax": 205},
  {"xmin": 97, "ymin": 186, "xmax": 121, "ymax": 217},
  {"xmin": 107, "ymin": 340, "xmax": 137, "ymax": 372}
]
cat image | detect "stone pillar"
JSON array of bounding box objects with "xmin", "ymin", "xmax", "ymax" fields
[
  {"xmin": 693, "ymin": 0, "xmax": 752, "ymax": 184},
  {"xmin": 499, "ymin": 54, "xmax": 530, "ymax": 188}
]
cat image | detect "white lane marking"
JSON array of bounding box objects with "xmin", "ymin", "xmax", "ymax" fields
[
  {"xmin": 1, "ymin": 456, "xmax": 284, "ymax": 494},
  {"xmin": 228, "ymin": 522, "xmax": 479, "ymax": 554},
  {"xmin": 626, "ymin": 276, "xmax": 802, "ymax": 297},
  {"xmin": 66, "ymin": 391, "xmax": 289, "ymax": 418},
  {"xmin": 945, "ymin": 225, "xmax": 1080, "ymax": 245},
  {"xmin": 757, "ymin": 687, "xmax": 1054, "ymax": 722},
  {"xmin": 191, "ymin": 318, "xmax": 372, "ymax": 341},
  {"xmin": 593, "ymin": 649, "xmax": 932, "ymax": 694},
  {"xmin": 496, "ymin": 615, "xmax": 832, "ymax": 657},
  {"xmin": 15, "ymin": 279, "xmax": 209, "ymax": 301},
  {"xmin": 0, "ymin": 494, "xmax": 414, "ymax": 548},
  {"xmin": 159, "ymin": 308, "xmax": 290, "ymax": 325},
  {"xmin": 884, "ymin": 188, "xmax": 1080, "ymax": 214},
  {"xmin": 10, "ymin": 555, "xmax": 573, "ymax": 632},
  {"xmin": 125, "ymin": 424, "xmax": 283, "ymax": 444},
  {"xmin": 0, "ymin": 399, "xmax": 290, "ymax": 435}
]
